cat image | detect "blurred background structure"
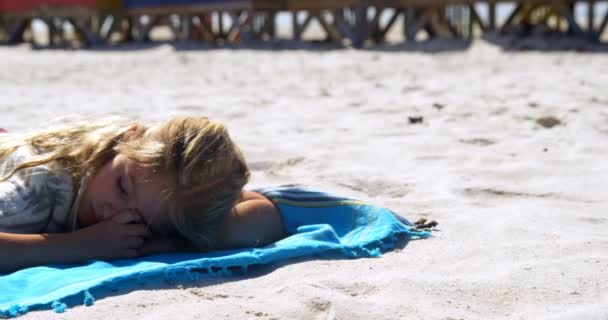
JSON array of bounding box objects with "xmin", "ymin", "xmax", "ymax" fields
[{"xmin": 0, "ymin": 0, "xmax": 606, "ymax": 47}]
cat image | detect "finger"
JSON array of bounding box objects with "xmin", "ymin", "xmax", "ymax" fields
[
  {"xmin": 122, "ymin": 236, "xmax": 145, "ymax": 249},
  {"xmin": 112, "ymin": 211, "xmax": 143, "ymax": 224},
  {"xmin": 123, "ymin": 224, "xmax": 152, "ymax": 237}
]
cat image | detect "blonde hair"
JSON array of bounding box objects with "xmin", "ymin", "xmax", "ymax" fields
[{"xmin": 0, "ymin": 116, "xmax": 250, "ymax": 250}]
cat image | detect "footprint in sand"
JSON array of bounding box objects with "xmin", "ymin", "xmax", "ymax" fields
[
  {"xmin": 227, "ymin": 111, "xmax": 247, "ymax": 119},
  {"xmin": 248, "ymin": 160, "xmax": 276, "ymax": 171},
  {"xmin": 320, "ymin": 88, "xmax": 331, "ymax": 97},
  {"xmin": 461, "ymin": 187, "xmax": 556, "ymax": 199},
  {"xmin": 401, "ymin": 85, "xmax": 424, "ymax": 93},
  {"xmin": 245, "ymin": 310, "xmax": 270, "ymax": 318},
  {"xmin": 578, "ymin": 217, "xmax": 607, "ymax": 225},
  {"xmin": 296, "ymin": 127, "xmax": 322, "ymax": 134},
  {"xmin": 489, "ymin": 107, "xmax": 509, "ymax": 116},
  {"xmin": 349, "ymin": 101, "xmax": 365, "ymax": 108},
  {"xmin": 594, "ymin": 126, "xmax": 608, "ymax": 135},
  {"xmin": 590, "ymin": 97, "xmax": 608, "ymax": 104},
  {"xmin": 337, "ymin": 179, "xmax": 410, "ymax": 198},
  {"xmin": 177, "ymin": 105, "xmax": 205, "ymax": 111},
  {"xmin": 304, "ymin": 297, "xmax": 335, "ymax": 319},
  {"xmin": 284, "ymin": 156, "xmax": 306, "ymax": 166},
  {"xmin": 413, "ymin": 155, "xmax": 448, "ymax": 161},
  {"xmin": 324, "ymin": 281, "xmax": 380, "ymax": 298},
  {"xmin": 458, "ymin": 138, "xmax": 495, "ymax": 146},
  {"xmin": 248, "ymin": 157, "xmax": 307, "ymax": 172},
  {"xmin": 188, "ymin": 289, "xmax": 229, "ymax": 300},
  {"xmin": 461, "ymin": 188, "xmax": 599, "ymax": 204}
]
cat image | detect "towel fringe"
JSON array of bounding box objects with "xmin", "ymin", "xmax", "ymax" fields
[
  {"xmin": 51, "ymin": 300, "xmax": 67, "ymax": 313},
  {"xmin": 206, "ymin": 266, "xmax": 216, "ymax": 276},
  {"xmin": 164, "ymin": 269, "xmax": 178, "ymax": 283},
  {"xmin": 185, "ymin": 270, "xmax": 197, "ymax": 282},
  {"xmin": 1, "ymin": 304, "xmax": 28, "ymax": 318},
  {"xmin": 221, "ymin": 267, "xmax": 232, "ymax": 276},
  {"xmin": 365, "ymin": 248, "xmax": 382, "ymax": 257},
  {"xmin": 135, "ymin": 274, "xmax": 146, "ymax": 286},
  {"xmin": 83, "ymin": 290, "xmax": 95, "ymax": 307}
]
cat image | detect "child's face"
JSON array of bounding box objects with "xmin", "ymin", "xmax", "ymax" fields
[{"xmin": 77, "ymin": 154, "xmax": 174, "ymax": 234}]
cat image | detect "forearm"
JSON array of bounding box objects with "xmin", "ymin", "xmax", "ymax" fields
[{"xmin": 0, "ymin": 232, "xmax": 87, "ymax": 273}]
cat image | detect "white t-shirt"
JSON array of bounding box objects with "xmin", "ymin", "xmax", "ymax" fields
[{"xmin": 0, "ymin": 146, "xmax": 74, "ymax": 233}]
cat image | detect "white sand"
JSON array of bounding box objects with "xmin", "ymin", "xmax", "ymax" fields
[{"xmin": 1, "ymin": 40, "xmax": 607, "ymax": 319}]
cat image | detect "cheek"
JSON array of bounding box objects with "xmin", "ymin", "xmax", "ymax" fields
[{"xmin": 84, "ymin": 172, "xmax": 112, "ymax": 205}]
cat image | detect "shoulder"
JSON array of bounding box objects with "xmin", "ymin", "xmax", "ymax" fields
[
  {"xmin": 212, "ymin": 191, "xmax": 285, "ymax": 250},
  {"xmin": 0, "ymin": 147, "xmax": 74, "ymax": 233},
  {"xmin": 1, "ymin": 146, "xmax": 72, "ymax": 192}
]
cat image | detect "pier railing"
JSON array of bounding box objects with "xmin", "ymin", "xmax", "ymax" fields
[{"xmin": 0, "ymin": 0, "xmax": 606, "ymax": 47}]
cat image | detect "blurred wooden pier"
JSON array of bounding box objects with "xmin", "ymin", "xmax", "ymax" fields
[{"xmin": 0, "ymin": 0, "xmax": 607, "ymax": 47}]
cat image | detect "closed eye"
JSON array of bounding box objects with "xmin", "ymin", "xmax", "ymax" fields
[{"xmin": 117, "ymin": 176, "xmax": 127, "ymax": 196}]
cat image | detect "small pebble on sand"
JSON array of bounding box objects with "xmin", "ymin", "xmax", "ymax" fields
[
  {"xmin": 433, "ymin": 103, "xmax": 445, "ymax": 110},
  {"xmin": 536, "ymin": 116, "xmax": 561, "ymax": 128},
  {"xmin": 408, "ymin": 116, "xmax": 424, "ymax": 124}
]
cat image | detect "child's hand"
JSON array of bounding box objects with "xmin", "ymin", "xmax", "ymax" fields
[{"xmin": 74, "ymin": 210, "xmax": 151, "ymax": 260}]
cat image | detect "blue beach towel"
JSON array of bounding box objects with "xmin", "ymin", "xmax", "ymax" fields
[{"xmin": 0, "ymin": 187, "xmax": 431, "ymax": 317}]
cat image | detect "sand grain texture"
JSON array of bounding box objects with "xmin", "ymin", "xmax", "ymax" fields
[{"xmin": 1, "ymin": 41, "xmax": 607, "ymax": 319}]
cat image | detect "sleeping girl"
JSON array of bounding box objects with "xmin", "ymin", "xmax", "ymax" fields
[{"xmin": 0, "ymin": 116, "xmax": 285, "ymax": 273}]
